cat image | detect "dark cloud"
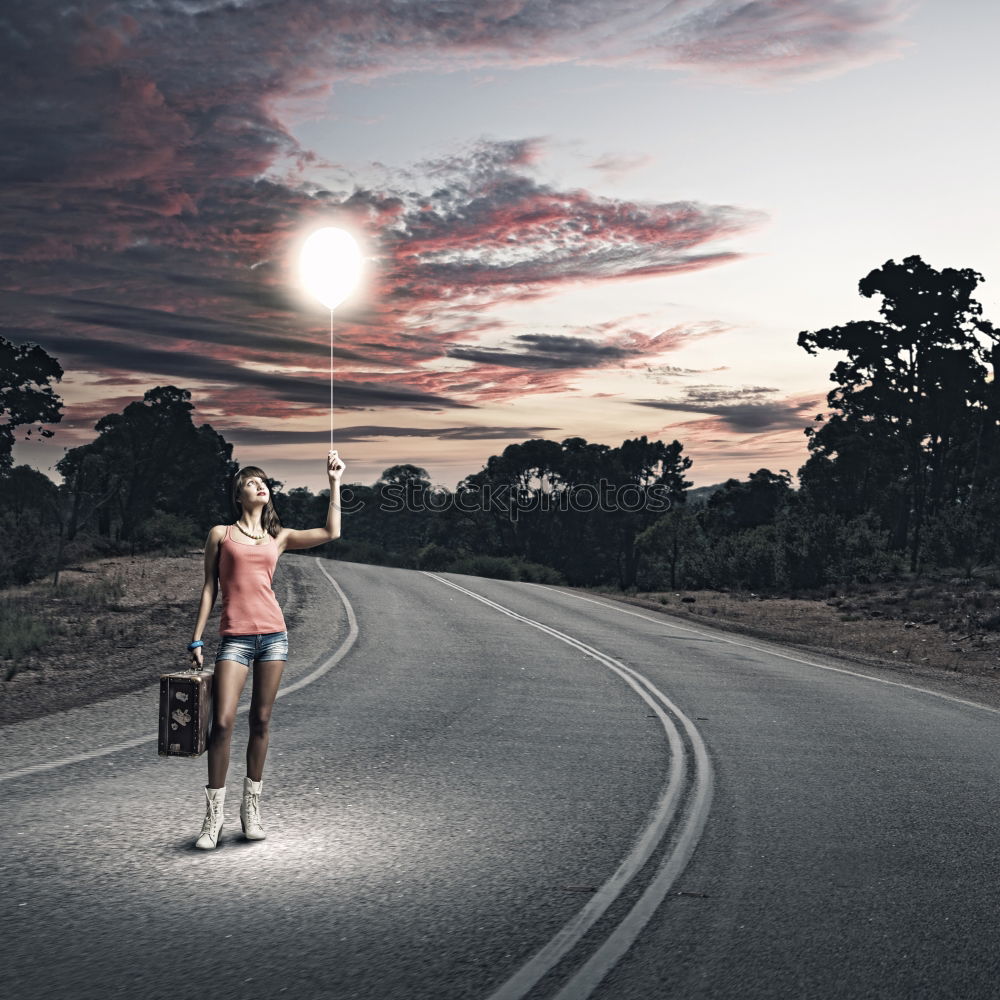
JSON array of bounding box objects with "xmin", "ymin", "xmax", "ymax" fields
[
  {"xmin": 0, "ymin": 0, "xmax": 907, "ymax": 424},
  {"xmin": 391, "ymin": 319, "xmax": 731, "ymax": 403},
  {"xmin": 663, "ymin": 1, "xmax": 909, "ymax": 82},
  {"xmin": 0, "ymin": 0, "xmax": 906, "ymax": 264},
  {"xmin": 440, "ymin": 323, "xmax": 735, "ymax": 375},
  {"xmin": 447, "ymin": 333, "xmax": 634, "ymax": 370},
  {"xmin": 635, "ymin": 385, "xmax": 819, "ymax": 432},
  {"xmin": 641, "ymin": 362, "xmax": 728, "ymax": 383},
  {"xmin": 52, "ymin": 299, "xmax": 377, "ymax": 364},
  {"xmin": 26, "ymin": 329, "xmax": 470, "ymax": 414},
  {"xmin": 223, "ymin": 424, "xmax": 559, "ymax": 444},
  {"xmin": 3, "ymin": 127, "xmax": 761, "ymax": 409}
]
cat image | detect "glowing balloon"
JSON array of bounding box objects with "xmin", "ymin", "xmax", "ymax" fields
[{"xmin": 299, "ymin": 226, "xmax": 363, "ymax": 311}]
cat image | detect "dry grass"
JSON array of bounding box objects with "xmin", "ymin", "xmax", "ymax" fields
[
  {"xmin": 1, "ymin": 574, "xmax": 128, "ymax": 671},
  {"xmin": 0, "ymin": 553, "xmax": 210, "ymax": 725},
  {"xmin": 0, "ymin": 549, "xmax": 311, "ymax": 727},
  {"xmin": 592, "ymin": 581, "xmax": 1000, "ymax": 678}
]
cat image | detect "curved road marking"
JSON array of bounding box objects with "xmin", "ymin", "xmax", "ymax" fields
[
  {"xmin": 538, "ymin": 585, "xmax": 1000, "ymax": 718},
  {"xmin": 0, "ymin": 558, "xmax": 356, "ymax": 784},
  {"xmin": 423, "ymin": 572, "xmax": 714, "ymax": 1000},
  {"xmin": 552, "ymin": 660, "xmax": 714, "ymax": 1000}
]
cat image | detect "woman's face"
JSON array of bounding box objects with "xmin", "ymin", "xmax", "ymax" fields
[{"xmin": 240, "ymin": 474, "xmax": 269, "ymax": 510}]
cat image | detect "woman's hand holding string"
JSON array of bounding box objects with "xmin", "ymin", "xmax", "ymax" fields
[{"xmin": 328, "ymin": 449, "xmax": 346, "ymax": 484}]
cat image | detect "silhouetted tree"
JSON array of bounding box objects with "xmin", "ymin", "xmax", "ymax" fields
[
  {"xmin": 636, "ymin": 504, "xmax": 703, "ymax": 590},
  {"xmin": 0, "ymin": 465, "xmax": 61, "ymax": 584},
  {"xmin": 605, "ymin": 436, "xmax": 691, "ymax": 588},
  {"xmin": 458, "ymin": 435, "xmax": 690, "ymax": 587},
  {"xmin": 56, "ymin": 386, "xmax": 236, "ymax": 551},
  {"xmin": 373, "ymin": 464, "xmax": 433, "ymax": 555},
  {"xmin": 0, "ymin": 335, "xmax": 63, "ymax": 476},
  {"xmin": 798, "ymin": 255, "xmax": 994, "ymax": 571},
  {"xmin": 701, "ymin": 469, "xmax": 792, "ymax": 536},
  {"xmin": 274, "ymin": 486, "xmax": 319, "ymax": 528}
]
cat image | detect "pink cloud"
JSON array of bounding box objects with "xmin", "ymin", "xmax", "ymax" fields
[{"xmin": 0, "ymin": 1, "xmax": 907, "ymax": 429}]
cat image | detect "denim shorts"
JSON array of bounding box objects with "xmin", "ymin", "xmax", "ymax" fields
[{"xmin": 215, "ymin": 631, "xmax": 289, "ymax": 666}]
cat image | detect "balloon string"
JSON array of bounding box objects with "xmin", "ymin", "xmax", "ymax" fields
[{"xmin": 330, "ymin": 308, "xmax": 334, "ymax": 451}]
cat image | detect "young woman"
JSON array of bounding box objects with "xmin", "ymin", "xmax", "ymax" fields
[{"xmin": 187, "ymin": 449, "xmax": 346, "ymax": 849}]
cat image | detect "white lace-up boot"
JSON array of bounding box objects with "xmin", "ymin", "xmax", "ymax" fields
[
  {"xmin": 240, "ymin": 776, "xmax": 266, "ymax": 840},
  {"xmin": 194, "ymin": 785, "xmax": 226, "ymax": 849}
]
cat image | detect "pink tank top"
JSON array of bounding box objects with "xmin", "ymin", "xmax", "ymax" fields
[{"xmin": 217, "ymin": 524, "xmax": 287, "ymax": 636}]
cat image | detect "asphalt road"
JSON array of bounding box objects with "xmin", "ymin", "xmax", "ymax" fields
[{"xmin": 4, "ymin": 556, "xmax": 1000, "ymax": 1000}]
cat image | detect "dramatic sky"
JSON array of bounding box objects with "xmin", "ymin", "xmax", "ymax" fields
[{"xmin": 5, "ymin": 1, "xmax": 998, "ymax": 493}]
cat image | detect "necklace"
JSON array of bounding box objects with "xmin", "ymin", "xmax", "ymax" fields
[{"xmin": 235, "ymin": 521, "xmax": 267, "ymax": 541}]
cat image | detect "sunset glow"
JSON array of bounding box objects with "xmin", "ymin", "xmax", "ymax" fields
[{"xmin": 3, "ymin": 1, "xmax": 996, "ymax": 493}]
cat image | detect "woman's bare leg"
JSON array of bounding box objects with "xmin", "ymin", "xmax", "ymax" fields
[
  {"xmin": 207, "ymin": 660, "xmax": 249, "ymax": 788},
  {"xmin": 246, "ymin": 660, "xmax": 285, "ymax": 782}
]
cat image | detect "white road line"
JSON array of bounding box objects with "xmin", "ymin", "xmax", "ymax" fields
[
  {"xmin": 552, "ymin": 660, "xmax": 714, "ymax": 1000},
  {"xmin": 423, "ymin": 572, "xmax": 713, "ymax": 1000},
  {"xmin": 0, "ymin": 558, "xmax": 357, "ymax": 784},
  {"xmin": 535, "ymin": 585, "xmax": 1000, "ymax": 718}
]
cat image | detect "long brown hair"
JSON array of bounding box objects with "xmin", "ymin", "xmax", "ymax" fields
[{"xmin": 231, "ymin": 466, "xmax": 283, "ymax": 538}]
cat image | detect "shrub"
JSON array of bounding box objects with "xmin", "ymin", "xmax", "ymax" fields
[
  {"xmin": 134, "ymin": 511, "xmax": 201, "ymax": 554},
  {"xmin": 416, "ymin": 542, "xmax": 455, "ymax": 571},
  {"xmin": 830, "ymin": 512, "xmax": 899, "ymax": 585},
  {"xmin": 0, "ymin": 597, "xmax": 53, "ymax": 666},
  {"xmin": 447, "ymin": 554, "xmax": 518, "ymax": 581},
  {"xmin": 0, "ymin": 510, "xmax": 59, "ymax": 587},
  {"xmin": 52, "ymin": 573, "xmax": 126, "ymax": 609},
  {"xmin": 511, "ymin": 559, "xmax": 565, "ymax": 584},
  {"xmin": 442, "ymin": 553, "xmax": 566, "ymax": 584}
]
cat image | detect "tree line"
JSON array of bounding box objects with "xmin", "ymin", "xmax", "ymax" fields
[{"xmin": 2, "ymin": 254, "xmax": 998, "ymax": 594}]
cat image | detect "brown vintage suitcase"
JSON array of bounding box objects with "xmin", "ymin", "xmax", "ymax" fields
[{"xmin": 158, "ymin": 668, "xmax": 214, "ymax": 757}]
